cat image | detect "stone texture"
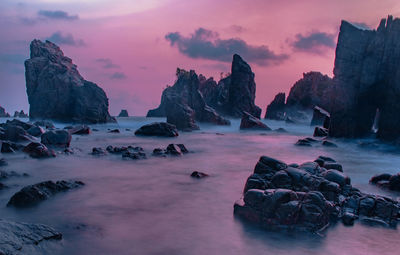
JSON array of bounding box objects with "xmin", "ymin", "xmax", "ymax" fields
[
  {"xmin": 25, "ymin": 39, "xmax": 114, "ymax": 123},
  {"xmin": 310, "ymin": 106, "xmax": 330, "ymax": 128},
  {"xmin": 41, "ymin": 130, "xmax": 71, "ymax": 148},
  {"xmin": 329, "ymin": 16, "xmax": 400, "ymax": 141},
  {"xmin": 23, "ymin": 142, "xmax": 56, "ymax": 158},
  {"xmin": 134, "ymin": 122, "xmax": 179, "ymax": 137},
  {"xmin": 240, "ymin": 112, "xmax": 271, "ymax": 130}
]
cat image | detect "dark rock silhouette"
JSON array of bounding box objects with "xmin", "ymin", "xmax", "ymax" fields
[
  {"xmin": 147, "ymin": 68, "xmax": 230, "ymax": 130},
  {"xmin": 0, "ymin": 219, "xmax": 62, "ymax": 255},
  {"xmin": 370, "ymin": 173, "xmax": 400, "ymax": 191},
  {"xmin": 41, "ymin": 130, "xmax": 71, "ymax": 148},
  {"xmin": 13, "ymin": 110, "xmax": 28, "ymax": 118},
  {"xmin": 311, "ymin": 106, "xmax": 330, "ymax": 128},
  {"xmin": 118, "ymin": 109, "xmax": 129, "ymax": 117},
  {"xmin": 329, "ymin": 16, "xmax": 400, "ymax": 141},
  {"xmin": 7, "ymin": 180, "xmax": 84, "ymax": 207},
  {"xmin": 135, "ymin": 122, "xmax": 179, "ymax": 137},
  {"xmin": 25, "ymin": 39, "xmax": 114, "ymax": 123},
  {"xmin": 0, "ymin": 106, "xmax": 10, "ymax": 117},
  {"xmin": 234, "ymin": 156, "xmax": 400, "ymax": 232},
  {"xmin": 264, "ymin": 93, "xmax": 285, "ymax": 120},
  {"xmin": 23, "ymin": 142, "xmax": 56, "ymax": 158},
  {"xmin": 240, "ymin": 112, "xmax": 271, "ymax": 130}
]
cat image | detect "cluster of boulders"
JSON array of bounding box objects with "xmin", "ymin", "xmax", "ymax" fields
[
  {"xmin": 147, "ymin": 54, "xmax": 263, "ymax": 130},
  {"xmin": 25, "ymin": 39, "xmax": 115, "ymax": 124},
  {"xmin": 234, "ymin": 155, "xmax": 400, "ymax": 233},
  {"xmin": 0, "ymin": 106, "xmax": 10, "ymax": 118}
]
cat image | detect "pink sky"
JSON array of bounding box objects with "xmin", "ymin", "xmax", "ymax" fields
[{"xmin": 0, "ymin": 0, "xmax": 399, "ymax": 116}]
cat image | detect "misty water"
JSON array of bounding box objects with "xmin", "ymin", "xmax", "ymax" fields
[{"xmin": 1, "ymin": 117, "xmax": 400, "ymax": 255}]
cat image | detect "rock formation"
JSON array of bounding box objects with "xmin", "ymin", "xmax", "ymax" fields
[
  {"xmin": 25, "ymin": 39, "xmax": 114, "ymax": 123},
  {"xmin": 310, "ymin": 106, "xmax": 330, "ymax": 127},
  {"xmin": 135, "ymin": 122, "xmax": 179, "ymax": 137},
  {"xmin": 240, "ymin": 112, "xmax": 271, "ymax": 130},
  {"xmin": 118, "ymin": 109, "xmax": 129, "ymax": 117},
  {"xmin": 147, "ymin": 68, "xmax": 230, "ymax": 130},
  {"xmin": 14, "ymin": 110, "xmax": 28, "ymax": 118},
  {"xmin": 329, "ymin": 16, "xmax": 400, "ymax": 141},
  {"xmin": 265, "ymin": 72, "xmax": 333, "ymax": 123},
  {"xmin": 0, "ymin": 106, "xmax": 10, "ymax": 117},
  {"xmin": 234, "ymin": 155, "xmax": 400, "ymax": 232},
  {"xmin": 148, "ymin": 54, "xmax": 262, "ymax": 124}
]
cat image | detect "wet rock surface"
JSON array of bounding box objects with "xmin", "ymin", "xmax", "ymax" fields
[
  {"xmin": 23, "ymin": 142, "xmax": 56, "ymax": 158},
  {"xmin": 41, "ymin": 130, "xmax": 71, "ymax": 148},
  {"xmin": 7, "ymin": 180, "xmax": 84, "ymax": 208},
  {"xmin": 311, "ymin": 106, "xmax": 330, "ymax": 128},
  {"xmin": 370, "ymin": 173, "xmax": 400, "ymax": 191},
  {"xmin": 25, "ymin": 39, "xmax": 114, "ymax": 123},
  {"xmin": 0, "ymin": 219, "xmax": 62, "ymax": 255},
  {"xmin": 134, "ymin": 122, "xmax": 179, "ymax": 137},
  {"xmin": 234, "ymin": 156, "xmax": 400, "ymax": 233},
  {"xmin": 240, "ymin": 112, "xmax": 271, "ymax": 131},
  {"xmin": 190, "ymin": 171, "xmax": 209, "ymax": 178}
]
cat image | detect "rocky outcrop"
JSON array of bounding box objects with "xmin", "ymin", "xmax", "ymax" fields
[
  {"xmin": 310, "ymin": 106, "xmax": 330, "ymax": 128},
  {"xmin": 25, "ymin": 40, "xmax": 114, "ymax": 123},
  {"xmin": 234, "ymin": 156, "xmax": 400, "ymax": 232},
  {"xmin": 118, "ymin": 109, "xmax": 129, "ymax": 117},
  {"xmin": 148, "ymin": 54, "xmax": 262, "ymax": 125},
  {"xmin": 7, "ymin": 180, "xmax": 84, "ymax": 207},
  {"xmin": 0, "ymin": 219, "xmax": 62, "ymax": 255},
  {"xmin": 329, "ymin": 16, "xmax": 400, "ymax": 141},
  {"xmin": 147, "ymin": 68, "xmax": 230, "ymax": 130},
  {"xmin": 264, "ymin": 93, "xmax": 285, "ymax": 120},
  {"xmin": 134, "ymin": 122, "xmax": 179, "ymax": 137},
  {"xmin": 240, "ymin": 112, "xmax": 271, "ymax": 130},
  {"xmin": 0, "ymin": 106, "xmax": 10, "ymax": 117},
  {"xmin": 13, "ymin": 110, "xmax": 28, "ymax": 118}
]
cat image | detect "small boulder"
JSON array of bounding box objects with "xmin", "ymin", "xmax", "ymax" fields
[
  {"xmin": 41, "ymin": 130, "xmax": 72, "ymax": 148},
  {"xmin": 69, "ymin": 125, "xmax": 91, "ymax": 135},
  {"xmin": 322, "ymin": 140, "xmax": 338, "ymax": 147},
  {"xmin": 27, "ymin": 125, "xmax": 44, "ymax": 137},
  {"xmin": 122, "ymin": 151, "xmax": 146, "ymax": 160},
  {"xmin": 23, "ymin": 142, "xmax": 56, "ymax": 158},
  {"xmin": 190, "ymin": 171, "xmax": 209, "ymax": 178},
  {"xmin": 91, "ymin": 147, "xmax": 107, "ymax": 155},
  {"xmin": 135, "ymin": 122, "xmax": 179, "ymax": 137},
  {"xmin": 240, "ymin": 112, "xmax": 271, "ymax": 130}
]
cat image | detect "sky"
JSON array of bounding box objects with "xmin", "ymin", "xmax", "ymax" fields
[{"xmin": 0, "ymin": 0, "xmax": 399, "ymax": 116}]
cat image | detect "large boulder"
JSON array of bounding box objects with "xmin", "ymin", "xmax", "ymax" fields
[
  {"xmin": 41, "ymin": 130, "xmax": 71, "ymax": 148},
  {"xmin": 0, "ymin": 219, "xmax": 62, "ymax": 255},
  {"xmin": 264, "ymin": 92, "xmax": 286, "ymax": 120},
  {"xmin": 134, "ymin": 122, "xmax": 179, "ymax": 137},
  {"xmin": 329, "ymin": 16, "xmax": 400, "ymax": 141},
  {"xmin": 7, "ymin": 180, "xmax": 84, "ymax": 207},
  {"xmin": 25, "ymin": 39, "xmax": 114, "ymax": 124},
  {"xmin": 240, "ymin": 112, "xmax": 271, "ymax": 130}
]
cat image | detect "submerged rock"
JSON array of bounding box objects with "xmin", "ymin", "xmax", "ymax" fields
[
  {"xmin": 122, "ymin": 151, "xmax": 146, "ymax": 160},
  {"xmin": 108, "ymin": 129, "xmax": 120, "ymax": 133},
  {"xmin": 25, "ymin": 39, "xmax": 114, "ymax": 123},
  {"xmin": 190, "ymin": 171, "xmax": 209, "ymax": 178},
  {"xmin": 234, "ymin": 156, "xmax": 400, "ymax": 233},
  {"xmin": 7, "ymin": 180, "xmax": 84, "ymax": 207},
  {"xmin": 314, "ymin": 127, "xmax": 328, "ymax": 137},
  {"xmin": 41, "ymin": 130, "xmax": 71, "ymax": 148},
  {"xmin": 134, "ymin": 122, "xmax": 179, "ymax": 137},
  {"xmin": 240, "ymin": 112, "xmax": 271, "ymax": 130},
  {"xmin": 370, "ymin": 173, "xmax": 400, "ymax": 191},
  {"xmin": 0, "ymin": 219, "xmax": 62, "ymax": 255},
  {"xmin": 118, "ymin": 109, "xmax": 129, "ymax": 117}
]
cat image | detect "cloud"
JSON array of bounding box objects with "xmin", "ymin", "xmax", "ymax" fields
[
  {"xmin": 46, "ymin": 32, "xmax": 86, "ymax": 47},
  {"xmin": 290, "ymin": 31, "xmax": 336, "ymax": 54},
  {"xmin": 110, "ymin": 72, "xmax": 127, "ymax": 80},
  {"xmin": 96, "ymin": 58, "xmax": 120, "ymax": 69},
  {"xmin": 165, "ymin": 28, "xmax": 288, "ymax": 66},
  {"xmin": 38, "ymin": 10, "xmax": 79, "ymax": 21}
]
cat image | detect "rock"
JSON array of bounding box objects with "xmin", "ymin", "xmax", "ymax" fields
[
  {"xmin": 313, "ymin": 127, "xmax": 328, "ymax": 137},
  {"xmin": 295, "ymin": 139, "xmax": 312, "ymax": 147},
  {"xmin": 23, "ymin": 142, "xmax": 56, "ymax": 158},
  {"xmin": 7, "ymin": 180, "xmax": 84, "ymax": 207},
  {"xmin": 322, "ymin": 140, "xmax": 338, "ymax": 147},
  {"xmin": 122, "ymin": 151, "xmax": 146, "ymax": 160},
  {"xmin": 41, "ymin": 130, "xmax": 71, "ymax": 148},
  {"xmin": 240, "ymin": 112, "xmax": 271, "ymax": 130},
  {"xmin": 0, "ymin": 106, "xmax": 10, "ymax": 117},
  {"xmin": 329, "ymin": 16, "xmax": 400, "ymax": 141},
  {"xmin": 14, "ymin": 110, "xmax": 28, "ymax": 118},
  {"xmin": 68, "ymin": 125, "xmax": 91, "ymax": 135},
  {"xmin": 147, "ymin": 68, "xmax": 230, "ymax": 130},
  {"xmin": 311, "ymin": 106, "xmax": 330, "ymax": 128},
  {"xmin": 0, "ymin": 158, "xmax": 7, "ymax": 166},
  {"xmin": 166, "ymin": 144, "xmax": 185, "ymax": 155},
  {"xmin": 25, "ymin": 39, "xmax": 114, "ymax": 123},
  {"xmin": 91, "ymin": 147, "xmax": 107, "ymax": 155},
  {"xmin": 118, "ymin": 109, "xmax": 129, "ymax": 117},
  {"xmin": 33, "ymin": 120, "xmax": 55, "ymax": 129},
  {"xmin": 0, "ymin": 219, "xmax": 62, "ymax": 255},
  {"xmin": 275, "ymin": 128, "xmax": 288, "ymax": 133},
  {"xmin": 370, "ymin": 173, "xmax": 400, "ymax": 191},
  {"xmin": 265, "ymin": 93, "xmax": 286, "ymax": 120},
  {"xmin": 27, "ymin": 125, "xmax": 44, "ymax": 137},
  {"xmin": 235, "ymin": 155, "xmax": 400, "ymax": 233},
  {"xmin": 190, "ymin": 171, "xmax": 209, "ymax": 178},
  {"xmin": 0, "ymin": 122, "xmax": 32, "ymax": 142},
  {"xmin": 108, "ymin": 129, "xmax": 120, "ymax": 133},
  {"xmin": 134, "ymin": 122, "xmax": 179, "ymax": 137}
]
